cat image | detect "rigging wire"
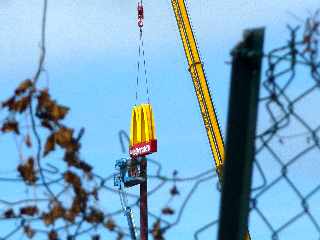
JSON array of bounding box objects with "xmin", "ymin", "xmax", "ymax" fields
[
  {"xmin": 135, "ymin": 1, "xmax": 151, "ymax": 104},
  {"xmin": 135, "ymin": 36, "xmax": 141, "ymax": 104},
  {"xmin": 141, "ymin": 30, "xmax": 150, "ymax": 103}
]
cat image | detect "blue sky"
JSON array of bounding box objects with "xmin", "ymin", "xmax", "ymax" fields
[{"xmin": 0, "ymin": 0, "xmax": 319, "ymax": 239}]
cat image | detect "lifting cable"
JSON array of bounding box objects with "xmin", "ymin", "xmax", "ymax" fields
[{"xmin": 135, "ymin": 0, "xmax": 151, "ymax": 104}]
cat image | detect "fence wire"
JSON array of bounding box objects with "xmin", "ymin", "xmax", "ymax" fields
[{"xmin": 249, "ymin": 11, "xmax": 320, "ymax": 240}]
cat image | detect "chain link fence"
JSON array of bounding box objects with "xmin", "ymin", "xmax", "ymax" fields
[
  {"xmin": 196, "ymin": 11, "xmax": 320, "ymax": 240},
  {"xmin": 249, "ymin": 11, "xmax": 320, "ymax": 240}
]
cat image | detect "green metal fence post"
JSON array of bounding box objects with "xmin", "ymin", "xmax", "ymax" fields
[{"xmin": 217, "ymin": 28, "xmax": 265, "ymax": 240}]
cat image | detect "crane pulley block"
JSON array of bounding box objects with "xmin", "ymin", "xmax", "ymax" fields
[{"xmin": 129, "ymin": 103, "xmax": 157, "ymax": 157}]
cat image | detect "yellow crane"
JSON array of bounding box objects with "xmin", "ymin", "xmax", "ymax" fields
[
  {"xmin": 170, "ymin": 0, "xmax": 250, "ymax": 239},
  {"xmin": 171, "ymin": 0, "xmax": 224, "ymax": 177}
]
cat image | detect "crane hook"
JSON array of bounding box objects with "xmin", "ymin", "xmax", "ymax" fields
[{"xmin": 137, "ymin": 2, "xmax": 144, "ymax": 28}]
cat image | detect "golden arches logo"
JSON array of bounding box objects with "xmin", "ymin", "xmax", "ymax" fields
[{"xmin": 129, "ymin": 103, "xmax": 157, "ymax": 157}]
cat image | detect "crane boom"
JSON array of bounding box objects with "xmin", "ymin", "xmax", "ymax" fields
[
  {"xmin": 171, "ymin": 0, "xmax": 224, "ymax": 177},
  {"xmin": 171, "ymin": 1, "xmax": 251, "ymax": 239}
]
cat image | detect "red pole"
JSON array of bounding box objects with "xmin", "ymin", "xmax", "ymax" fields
[{"xmin": 140, "ymin": 157, "xmax": 148, "ymax": 240}]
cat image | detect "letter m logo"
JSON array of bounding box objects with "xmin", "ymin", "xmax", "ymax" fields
[{"xmin": 129, "ymin": 103, "xmax": 157, "ymax": 157}]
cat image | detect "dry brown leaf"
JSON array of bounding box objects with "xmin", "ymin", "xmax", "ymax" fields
[
  {"xmin": 70, "ymin": 198, "xmax": 82, "ymax": 215},
  {"xmin": 13, "ymin": 95, "xmax": 31, "ymax": 113},
  {"xmin": 85, "ymin": 208, "xmax": 104, "ymax": 224},
  {"xmin": 151, "ymin": 220, "xmax": 164, "ymax": 240},
  {"xmin": 91, "ymin": 188, "xmax": 99, "ymax": 201},
  {"xmin": 170, "ymin": 185, "xmax": 179, "ymax": 196},
  {"xmin": 161, "ymin": 207, "xmax": 175, "ymax": 215},
  {"xmin": 54, "ymin": 127, "xmax": 73, "ymax": 148},
  {"xmin": 25, "ymin": 134, "xmax": 32, "ymax": 148},
  {"xmin": 63, "ymin": 210, "xmax": 77, "ymax": 223},
  {"xmin": 20, "ymin": 206, "xmax": 38, "ymax": 216},
  {"xmin": 64, "ymin": 151, "xmax": 79, "ymax": 166},
  {"xmin": 44, "ymin": 134, "xmax": 55, "ymax": 156},
  {"xmin": 78, "ymin": 160, "xmax": 92, "ymax": 174},
  {"xmin": 51, "ymin": 104, "xmax": 69, "ymax": 122},
  {"xmin": 3, "ymin": 209, "xmax": 15, "ymax": 218},
  {"xmin": 41, "ymin": 120, "xmax": 53, "ymax": 131},
  {"xmin": 48, "ymin": 230, "xmax": 58, "ymax": 240},
  {"xmin": 2, "ymin": 96, "xmax": 15, "ymax": 110},
  {"xmin": 2, "ymin": 82, "xmax": 32, "ymax": 112},
  {"xmin": 51, "ymin": 202, "xmax": 65, "ymax": 219},
  {"xmin": 105, "ymin": 219, "xmax": 116, "ymax": 231},
  {"xmin": 63, "ymin": 153, "xmax": 92, "ymax": 176},
  {"xmin": 23, "ymin": 225, "xmax": 35, "ymax": 239},
  {"xmin": 64, "ymin": 171, "xmax": 81, "ymax": 189},
  {"xmin": 36, "ymin": 90, "xmax": 69, "ymax": 122},
  {"xmin": 1, "ymin": 120, "xmax": 19, "ymax": 134},
  {"xmin": 37, "ymin": 89, "xmax": 51, "ymax": 107},
  {"xmin": 15, "ymin": 79, "xmax": 33, "ymax": 96},
  {"xmin": 24, "ymin": 225, "xmax": 35, "ymax": 239},
  {"xmin": 42, "ymin": 212, "xmax": 54, "ymax": 225},
  {"xmin": 70, "ymin": 191, "xmax": 88, "ymax": 214},
  {"xmin": 17, "ymin": 157, "xmax": 37, "ymax": 184},
  {"xmin": 42, "ymin": 202, "xmax": 65, "ymax": 225}
]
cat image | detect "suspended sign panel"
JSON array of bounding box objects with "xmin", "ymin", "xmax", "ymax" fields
[{"xmin": 129, "ymin": 103, "xmax": 157, "ymax": 157}]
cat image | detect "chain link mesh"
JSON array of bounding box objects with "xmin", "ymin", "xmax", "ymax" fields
[{"xmin": 249, "ymin": 11, "xmax": 320, "ymax": 240}]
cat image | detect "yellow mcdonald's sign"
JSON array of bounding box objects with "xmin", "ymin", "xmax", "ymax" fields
[{"xmin": 129, "ymin": 103, "xmax": 157, "ymax": 157}]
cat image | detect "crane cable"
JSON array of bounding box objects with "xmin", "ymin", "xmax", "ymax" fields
[{"xmin": 135, "ymin": 1, "xmax": 150, "ymax": 104}]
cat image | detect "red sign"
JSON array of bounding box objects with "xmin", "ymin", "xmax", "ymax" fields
[{"xmin": 129, "ymin": 140, "xmax": 157, "ymax": 157}]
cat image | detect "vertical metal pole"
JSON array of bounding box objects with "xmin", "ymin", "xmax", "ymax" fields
[
  {"xmin": 140, "ymin": 157, "xmax": 148, "ymax": 240},
  {"xmin": 217, "ymin": 28, "xmax": 265, "ymax": 240}
]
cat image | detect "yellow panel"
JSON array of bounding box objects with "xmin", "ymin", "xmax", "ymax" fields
[
  {"xmin": 143, "ymin": 104, "xmax": 156, "ymax": 140},
  {"xmin": 130, "ymin": 106, "xmax": 139, "ymax": 145},
  {"xmin": 130, "ymin": 103, "xmax": 157, "ymax": 147},
  {"xmin": 148, "ymin": 104, "xmax": 156, "ymax": 140}
]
